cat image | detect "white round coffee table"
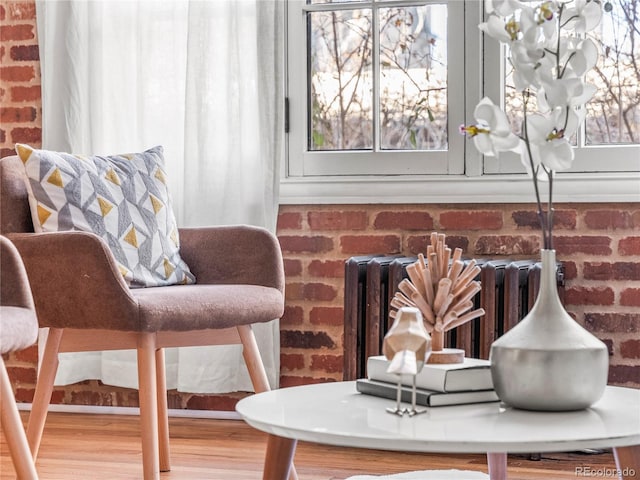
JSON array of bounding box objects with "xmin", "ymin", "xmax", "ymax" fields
[{"xmin": 236, "ymin": 381, "xmax": 640, "ymax": 480}]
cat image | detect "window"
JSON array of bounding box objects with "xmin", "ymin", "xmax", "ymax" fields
[
  {"xmin": 484, "ymin": 0, "xmax": 640, "ymax": 175},
  {"xmin": 283, "ymin": 0, "xmax": 639, "ymax": 204}
]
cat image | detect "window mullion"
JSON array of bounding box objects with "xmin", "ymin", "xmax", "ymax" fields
[{"xmin": 372, "ymin": 3, "xmax": 381, "ymax": 152}]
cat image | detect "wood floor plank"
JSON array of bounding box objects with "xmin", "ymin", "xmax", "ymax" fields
[{"xmin": 1, "ymin": 411, "xmax": 618, "ymax": 479}]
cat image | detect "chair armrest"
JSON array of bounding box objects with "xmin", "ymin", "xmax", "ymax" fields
[
  {"xmin": 178, "ymin": 225, "xmax": 284, "ymax": 292},
  {"xmin": 0, "ymin": 235, "xmax": 34, "ymax": 310},
  {"xmin": 7, "ymin": 231, "xmax": 139, "ymax": 330}
]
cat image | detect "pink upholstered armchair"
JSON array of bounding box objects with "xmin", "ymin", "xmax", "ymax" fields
[{"xmin": 0, "ymin": 154, "xmax": 285, "ymax": 480}]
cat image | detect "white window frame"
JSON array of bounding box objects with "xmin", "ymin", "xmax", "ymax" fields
[{"xmin": 281, "ymin": 0, "xmax": 640, "ymax": 205}]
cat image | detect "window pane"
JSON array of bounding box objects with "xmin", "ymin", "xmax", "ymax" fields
[
  {"xmin": 309, "ymin": 0, "xmax": 365, "ymax": 4},
  {"xmin": 379, "ymin": 4, "xmax": 448, "ymax": 150},
  {"xmin": 308, "ymin": 10, "xmax": 373, "ymax": 150},
  {"xmin": 586, "ymin": 0, "xmax": 639, "ymax": 145}
]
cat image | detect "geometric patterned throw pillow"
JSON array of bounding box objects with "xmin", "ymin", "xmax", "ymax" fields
[{"xmin": 16, "ymin": 144, "xmax": 196, "ymax": 288}]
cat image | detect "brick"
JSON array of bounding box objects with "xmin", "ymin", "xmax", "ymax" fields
[
  {"xmin": 512, "ymin": 210, "xmax": 576, "ymax": 230},
  {"xmin": 621, "ymin": 340, "xmax": 640, "ymax": 359},
  {"xmin": 11, "ymin": 127, "xmax": 41, "ymax": 144},
  {"xmin": 283, "ymin": 258, "xmax": 302, "ymax": 277},
  {"xmin": 0, "ymin": 65, "xmax": 35, "ymax": 82},
  {"xmin": 0, "ymin": 24, "xmax": 34, "ymax": 41},
  {"xmin": 279, "ymin": 376, "xmax": 336, "ymax": 388},
  {"xmin": 281, "ymin": 353, "xmax": 305, "ymax": 371},
  {"xmin": 15, "ymin": 388, "xmax": 35, "ymax": 403},
  {"xmin": 373, "ymin": 211, "xmax": 433, "ymax": 231},
  {"xmin": 632, "ymin": 211, "xmax": 640, "ymax": 228},
  {"xmin": 278, "ymin": 235, "xmax": 333, "ymax": 254},
  {"xmin": 310, "ymin": 306, "xmax": 344, "ymax": 326},
  {"xmin": 10, "ymin": 85, "xmax": 40, "ymax": 102},
  {"xmin": 474, "ymin": 235, "xmax": 540, "ymax": 256},
  {"xmin": 311, "ymin": 354, "xmax": 343, "ymax": 374},
  {"xmin": 308, "ymin": 211, "xmax": 368, "ymax": 231},
  {"xmin": 6, "ymin": 365, "xmax": 36, "ymax": 384},
  {"xmin": 583, "ymin": 262, "xmax": 613, "ymax": 280},
  {"xmin": 584, "ymin": 210, "xmax": 632, "ymax": 230},
  {"xmin": 562, "ymin": 261, "xmax": 577, "ymax": 281},
  {"xmin": 608, "ymin": 365, "xmax": 640, "ymax": 385},
  {"xmin": 601, "ymin": 339, "xmax": 614, "ymax": 356},
  {"xmin": 10, "ymin": 44, "xmax": 39, "ymax": 61},
  {"xmin": 554, "ymin": 236, "xmax": 612, "ymax": 255},
  {"xmin": 564, "ymin": 287, "xmax": 614, "ymax": 306},
  {"xmin": 619, "ymin": 237, "xmax": 640, "ymax": 256},
  {"xmin": 620, "ymin": 288, "xmax": 640, "ymax": 307},
  {"xmin": 285, "ymin": 282, "xmax": 337, "ymax": 301},
  {"xmin": 440, "ymin": 210, "xmax": 502, "ymax": 230},
  {"xmin": 308, "ymin": 259, "xmax": 344, "ymax": 278},
  {"xmin": 584, "ymin": 313, "xmax": 640, "ymax": 333},
  {"xmin": 0, "ymin": 45, "xmax": 4, "ymax": 62},
  {"xmin": 613, "ymin": 262, "xmax": 640, "ymax": 280},
  {"xmin": 0, "ymin": 148, "xmax": 16, "ymax": 158},
  {"xmin": 340, "ymin": 235, "xmax": 400, "ymax": 255},
  {"xmin": 186, "ymin": 393, "xmax": 247, "ymax": 411},
  {"xmin": 281, "ymin": 305, "xmax": 304, "ymax": 326},
  {"xmin": 7, "ymin": 2, "xmax": 36, "ymax": 20},
  {"xmin": 12, "ymin": 344, "xmax": 37, "ymax": 363},
  {"xmin": 276, "ymin": 211, "xmax": 302, "ymax": 230},
  {"xmin": 0, "ymin": 4, "xmax": 5, "ymax": 21},
  {"xmin": 1, "ymin": 106, "xmax": 36, "ymax": 123},
  {"xmin": 0, "ymin": 129, "xmax": 5, "ymax": 144},
  {"xmin": 583, "ymin": 261, "xmax": 640, "ymax": 282},
  {"xmin": 280, "ymin": 330, "xmax": 335, "ymax": 349},
  {"xmin": 408, "ymin": 234, "xmax": 469, "ymax": 256}
]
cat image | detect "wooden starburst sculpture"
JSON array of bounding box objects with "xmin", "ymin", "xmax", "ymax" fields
[{"xmin": 390, "ymin": 232, "xmax": 485, "ymax": 364}]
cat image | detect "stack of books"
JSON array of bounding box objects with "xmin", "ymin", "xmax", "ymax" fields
[{"xmin": 356, "ymin": 355, "xmax": 499, "ymax": 407}]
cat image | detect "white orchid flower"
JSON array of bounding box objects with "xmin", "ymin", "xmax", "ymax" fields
[
  {"xmin": 510, "ymin": 42, "xmax": 545, "ymax": 91},
  {"xmin": 525, "ymin": 111, "xmax": 576, "ymax": 171},
  {"xmin": 480, "ymin": 14, "xmax": 519, "ymax": 43},
  {"xmin": 564, "ymin": 37, "xmax": 599, "ymax": 77},
  {"xmin": 538, "ymin": 75, "xmax": 597, "ymax": 110},
  {"xmin": 459, "ymin": 97, "xmax": 521, "ymax": 157},
  {"xmin": 485, "ymin": 0, "xmax": 522, "ymax": 16},
  {"xmin": 562, "ymin": 0, "xmax": 603, "ymax": 33}
]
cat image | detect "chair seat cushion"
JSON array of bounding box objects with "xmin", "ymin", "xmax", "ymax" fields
[
  {"xmin": 133, "ymin": 284, "xmax": 284, "ymax": 331},
  {"xmin": 0, "ymin": 306, "xmax": 38, "ymax": 354},
  {"xmin": 16, "ymin": 144, "xmax": 195, "ymax": 288}
]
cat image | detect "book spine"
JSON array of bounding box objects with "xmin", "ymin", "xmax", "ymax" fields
[{"xmin": 356, "ymin": 379, "xmax": 435, "ymax": 406}]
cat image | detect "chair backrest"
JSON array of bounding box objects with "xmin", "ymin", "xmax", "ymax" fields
[{"xmin": 0, "ymin": 156, "xmax": 34, "ymax": 235}]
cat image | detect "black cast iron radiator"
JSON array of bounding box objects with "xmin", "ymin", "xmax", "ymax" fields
[{"xmin": 343, "ymin": 255, "xmax": 565, "ymax": 381}]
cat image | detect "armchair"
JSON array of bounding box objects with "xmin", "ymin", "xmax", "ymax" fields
[
  {"xmin": 0, "ymin": 154, "xmax": 287, "ymax": 480},
  {"xmin": 0, "ymin": 235, "xmax": 39, "ymax": 480}
]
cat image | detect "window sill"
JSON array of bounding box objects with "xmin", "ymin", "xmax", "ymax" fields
[{"xmin": 279, "ymin": 172, "xmax": 640, "ymax": 205}]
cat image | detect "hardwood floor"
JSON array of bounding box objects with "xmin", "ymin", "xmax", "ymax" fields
[{"xmin": 1, "ymin": 411, "xmax": 617, "ymax": 479}]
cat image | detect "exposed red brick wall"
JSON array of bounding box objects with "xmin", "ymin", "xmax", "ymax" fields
[
  {"xmin": 1, "ymin": 1, "xmax": 638, "ymax": 412},
  {"xmin": 0, "ymin": 0, "xmax": 41, "ymax": 158},
  {"xmin": 278, "ymin": 204, "xmax": 640, "ymax": 388}
]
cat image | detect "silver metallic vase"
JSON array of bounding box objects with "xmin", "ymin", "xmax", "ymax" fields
[{"xmin": 490, "ymin": 249, "xmax": 609, "ymax": 411}]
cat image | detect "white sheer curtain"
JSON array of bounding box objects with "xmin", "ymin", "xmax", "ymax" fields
[{"xmin": 35, "ymin": 0, "xmax": 284, "ymax": 393}]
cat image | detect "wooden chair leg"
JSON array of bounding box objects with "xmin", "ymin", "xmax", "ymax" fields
[
  {"xmin": 613, "ymin": 445, "xmax": 640, "ymax": 480},
  {"xmin": 238, "ymin": 324, "xmax": 271, "ymax": 393},
  {"xmin": 137, "ymin": 333, "xmax": 160, "ymax": 480},
  {"xmin": 0, "ymin": 357, "xmax": 39, "ymax": 480},
  {"xmin": 238, "ymin": 324, "xmax": 299, "ymax": 480},
  {"xmin": 27, "ymin": 327, "xmax": 63, "ymax": 460},
  {"xmin": 155, "ymin": 348, "xmax": 170, "ymax": 472}
]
